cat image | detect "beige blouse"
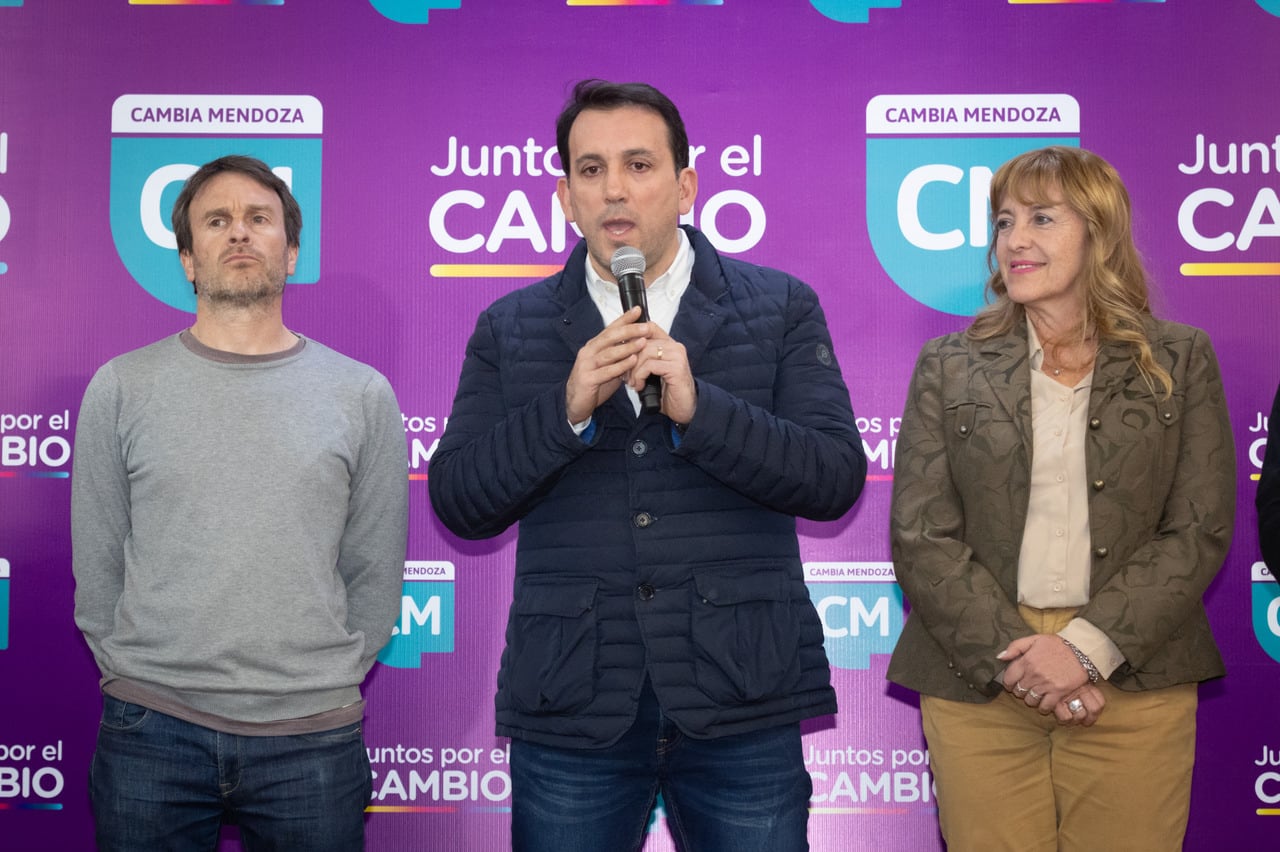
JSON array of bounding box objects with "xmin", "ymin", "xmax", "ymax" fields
[{"xmin": 1019, "ymin": 321, "xmax": 1125, "ymax": 679}]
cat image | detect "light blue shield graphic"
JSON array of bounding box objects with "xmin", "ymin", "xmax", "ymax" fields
[
  {"xmin": 369, "ymin": 0, "xmax": 461, "ymax": 24},
  {"xmin": 378, "ymin": 582, "xmax": 456, "ymax": 668},
  {"xmin": 807, "ymin": 582, "xmax": 904, "ymax": 670},
  {"xmin": 109, "ymin": 137, "xmax": 321, "ymax": 313},
  {"xmin": 0, "ymin": 568, "xmax": 9, "ymax": 650},
  {"xmin": 811, "ymin": 0, "xmax": 901, "ymax": 23},
  {"xmin": 1253, "ymin": 577, "xmax": 1280, "ymax": 662},
  {"xmin": 866, "ymin": 136, "xmax": 1077, "ymax": 316}
]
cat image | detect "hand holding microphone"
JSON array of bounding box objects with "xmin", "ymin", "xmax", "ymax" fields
[{"xmin": 610, "ymin": 246, "xmax": 663, "ymax": 415}]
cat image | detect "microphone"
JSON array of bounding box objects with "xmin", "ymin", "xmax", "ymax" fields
[{"xmin": 610, "ymin": 246, "xmax": 663, "ymax": 415}]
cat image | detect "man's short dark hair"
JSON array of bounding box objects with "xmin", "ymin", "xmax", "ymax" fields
[
  {"xmin": 171, "ymin": 154, "xmax": 302, "ymax": 255},
  {"xmin": 555, "ymin": 80, "xmax": 690, "ymax": 176}
]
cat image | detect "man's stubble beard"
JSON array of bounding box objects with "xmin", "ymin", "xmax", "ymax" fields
[
  {"xmin": 194, "ymin": 256, "xmax": 288, "ymax": 308},
  {"xmin": 199, "ymin": 275, "xmax": 286, "ymax": 308}
]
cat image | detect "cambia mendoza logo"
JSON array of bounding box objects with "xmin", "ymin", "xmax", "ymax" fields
[
  {"xmin": 811, "ymin": 0, "xmax": 900, "ymax": 23},
  {"xmin": 369, "ymin": 0, "xmax": 459, "ymax": 23},
  {"xmin": 805, "ymin": 562, "xmax": 903, "ymax": 670},
  {"xmin": 378, "ymin": 562, "xmax": 456, "ymax": 668},
  {"xmin": 866, "ymin": 94, "xmax": 1079, "ymax": 316},
  {"xmin": 109, "ymin": 94, "xmax": 322, "ymax": 313},
  {"xmin": 1251, "ymin": 561, "xmax": 1280, "ymax": 663}
]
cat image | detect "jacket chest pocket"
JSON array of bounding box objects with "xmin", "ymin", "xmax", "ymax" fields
[
  {"xmin": 943, "ymin": 400, "xmax": 1025, "ymax": 492},
  {"xmin": 948, "ymin": 401, "xmax": 982, "ymax": 439},
  {"xmin": 1097, "ymin": 390, "xmax": 1185, "ymax": 523}
]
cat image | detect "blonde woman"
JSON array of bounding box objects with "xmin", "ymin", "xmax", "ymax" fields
[{"xmin": 887, "ymin": 146, "xmax": 1234, "ymax": 851}]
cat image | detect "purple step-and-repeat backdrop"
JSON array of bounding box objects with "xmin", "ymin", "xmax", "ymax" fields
[{"xmin": 3, "ymin": 1, "xmax": 1280, "ymax": 849}]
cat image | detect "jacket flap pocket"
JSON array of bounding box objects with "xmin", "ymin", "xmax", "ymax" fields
[
  {"xmin": 945, "ymin": 401, "xmax": 988, "ymax": 438},
  {"xmin": 1155, "ymin": 395, "xmax": 1183, "ymax": 427},
  {"xmin": 693, "ymin": 565, "xmax": 789, "ymax": 606},
  {"xmin": 513, "ymin": 579, "xmax": 597, "ymax": 617}
]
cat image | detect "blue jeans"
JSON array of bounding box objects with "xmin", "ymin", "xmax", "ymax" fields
[
  {"xmin": 509, "ymin": 680, "xmax": 812, "ymax": 852},
  {"xmin": 89, "ymin": 695, "xmax": 372, "ymax": 852}
]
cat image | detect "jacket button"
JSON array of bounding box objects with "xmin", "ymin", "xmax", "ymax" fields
[
  {"xmin": 958, "ymin": 424, "xmax": 969, "ymax": 434},
  {"xmin": 1089, "ymin": 417, "xmax": 1101, "ymax": 430},
  {"xmin": 1162, "ymin": 411, "xmax": 1173, "ymax": 421},
  {"xmin": 636, "ymin": 583, "xmax": 655, "ymax": 601},
  {"xmin": 1094, "ymin": 546, "xmax": 1109, "ymax": 558},
  {"xmin": 631, "ymin": 440, "xmax": 648, "ymax": 457},
  {"xmin": 634, "ymin": 512, "xmax": 654, "ymax": 528},
  {"xmin": 954, "ymin": 671, "xmax": 964, "ymax": 678},
  {"xmin": 1092, "ymin": 479, "xmax": 1105, "ymax": 491}
]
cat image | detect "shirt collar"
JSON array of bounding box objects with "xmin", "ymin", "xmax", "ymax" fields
[
  {"xmin": 1026, "ymin": 317, "xmax": 1045, "ymax": 371},
  {"xmin": 584, "ymin": 229, "xmax": 693, "ymax": 310}
]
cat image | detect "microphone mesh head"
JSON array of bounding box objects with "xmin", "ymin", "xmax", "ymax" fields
[{"xmin": 610, "ymin": 246, "xmax": 646, "ymax": 279}]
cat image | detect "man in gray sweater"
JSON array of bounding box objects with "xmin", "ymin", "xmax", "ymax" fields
[{"xmin": 71, "ymin": 155, "xmax": 408, "ymax": 851}]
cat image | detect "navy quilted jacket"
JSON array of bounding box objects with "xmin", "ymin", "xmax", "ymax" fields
[{"xmin": 429, "ymin": 227, "xmax": 866, "ymax": 747}]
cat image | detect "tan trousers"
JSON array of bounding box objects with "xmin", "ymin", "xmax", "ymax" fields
[{"xmin": 920, "ymin": 606, "xmax": 1199, "ymax": 852}]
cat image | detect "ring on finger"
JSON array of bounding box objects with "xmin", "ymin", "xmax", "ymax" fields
[
  {"xmin": 1027, "ymin": 689, "xmax": 1043, "ymax": 702},
  {"xmin": 1067, "ymin": 698, "xmax": 1085, "ymax": 715},
  {"xmin": 656, "ymin": 346, "xmax": 664, "ymax": 359},
  {"xmin": 1013, "ymin": 682, "xmax": 1029, "ymax": 697}
]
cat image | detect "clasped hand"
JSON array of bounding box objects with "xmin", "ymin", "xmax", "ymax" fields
[
  {"xmin": 565, "ymin": 306, "xmax": 697, "ymax": 425},
  {"xmin": 997, "ymin": 634, "xmax": 1106, "ymax": 726}
]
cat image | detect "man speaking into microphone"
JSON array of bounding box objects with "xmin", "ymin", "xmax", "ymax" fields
[{"xmin": 429, "ymin": 79, "xmax": 866, "ymax": 852}]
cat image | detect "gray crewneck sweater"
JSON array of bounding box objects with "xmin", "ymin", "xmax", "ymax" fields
[{"xmin": 72, "ymin": 333, "xmax": 408, "ymax": 726}]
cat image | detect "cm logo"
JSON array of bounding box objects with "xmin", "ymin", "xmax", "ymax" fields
[
  {"xmin": 811, "ymin": 583, "xmax": 904, "ymax": 670},
  {"xmin": 867, "ymin": 136, "xmax": 1078, "ymax": 316},
  {"xmin": 109, "ymin": 137, "xmax": 320, "ymax": 313},
  {"xmin": 369, "ymin": 0, "xmax": 460, "ymax": 23},
  {"xmin": 1251, "ymin": 561, "xmax": 1280, "ymax": 663},
  {"xmin": 378, "ymin": 562, "xmax": 456, "ymax": 669}
]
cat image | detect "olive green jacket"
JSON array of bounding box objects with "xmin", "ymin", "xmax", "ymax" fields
[{"xmin": 886, "ymin": 318, "xmax": 1234, "ymax": 702}]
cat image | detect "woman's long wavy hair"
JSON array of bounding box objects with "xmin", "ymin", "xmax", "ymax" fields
[{"xmin": 968, "ymin": 146, "xmax": 1172, "ymax": 397}]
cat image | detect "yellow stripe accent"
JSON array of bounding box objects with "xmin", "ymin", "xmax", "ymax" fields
[{"xmin": 1180, "ymin": 263, "xmax": 1280, "ymax": 277}]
